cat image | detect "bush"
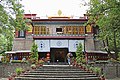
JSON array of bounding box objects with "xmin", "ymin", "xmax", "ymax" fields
[
  {"xmin": 15, "ymin": 68, "xmax": 23, "ymax": 75},
  {"xmin": 30, "ymin": 42, "xmax": 38, "ymax": 64},
  {"xmin": 38, "ymin": 59, "xmax": 44, "ymax": 64},
  {"xmin": 109, "ymin": 58, "xmax": 117, "ymax": 63},
  {"xmin": 1, "ymin": 56, "xmax": 10, "ymax": 63},
  {"xmin": 117, "ymin": 52, "xmax": 120, "ymax": 61},
  {"xmin": 11, "ymin": 60, "xmax": 22, "ymax": 63},
  {"xmin": 93, "ymin": 67, "xmax": 101, "ymax": 75},
  {"xmin": 31, "ymin": 64, "xmax": 36, "ymax": 69},
  {"xmin": 75, "ymin": 43, "xmax": 85, "ymax": 64}
]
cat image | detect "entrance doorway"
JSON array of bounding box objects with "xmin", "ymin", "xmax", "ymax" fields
[{"xmin": 50, "ymin": 48, "xmax": 68, "ymax": 62}]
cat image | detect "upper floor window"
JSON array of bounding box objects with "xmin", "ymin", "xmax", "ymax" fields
[
  {"xmin": 18, "ymin": 30, "xmax": 25, "ymax": 38},
  {"xmin": 33, "ymin": 26, "xmax": 48, "ymax": 35},
  {"xmin": 56, "ymin": 28, "xmax": 62, "ymax": 32}
]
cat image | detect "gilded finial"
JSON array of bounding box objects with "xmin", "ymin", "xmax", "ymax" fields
[{"xmin": 58, "ymin": 10, "xmax": 62, "ymax": 16}]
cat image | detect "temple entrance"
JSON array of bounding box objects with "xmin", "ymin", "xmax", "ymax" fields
[{"xmin": 50, "ymin": 48, "xmax": 68, "ymax": 62}]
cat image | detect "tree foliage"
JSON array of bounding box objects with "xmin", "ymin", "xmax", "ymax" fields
[
  {"xmin": 30, "ymin": 42, "xmax": 38, "ymax": 63},
  {"xmin": 88, "ymin": 0, "xmax": 120, "ymax": 58},
  {"xmin": 0, "ymin": 0, "xmax": 28, "ymax": 52},
  {"xmin": 75, "ymin": 43, "xmax": 85, "ymax": 63}
]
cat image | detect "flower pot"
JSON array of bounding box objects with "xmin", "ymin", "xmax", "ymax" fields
[
  {"xmin": 39, "ymin": 64, "xmax": 43, "ymax": 66},
  {"xmin": 8, "ymin": 76, "xmax": 13, "ymax": 80}
]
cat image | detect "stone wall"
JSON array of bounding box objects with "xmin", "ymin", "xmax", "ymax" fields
[
  {"xmin": 0, "ymin": 63, "xmax": 31, "ymax": 78},
  {"xmin": 85, "ymin": 35, "xmax": 95, "ymax": 51},
  {"xmin": 94, "ymin": 63, "xmax": 120, "ymax": 79},
  {"xmin": 0, "ymin": 63, "xmax": 120, "ymax": 79},
  {"xmin": 12, "ymin": 38, "xmax": 33, "ymax": 51}
]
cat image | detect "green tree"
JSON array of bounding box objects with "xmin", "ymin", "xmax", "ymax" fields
[
  {"xmin": 87, "ymin": 0, "xmax": 120, "ymax": 59},
  {"xmin": 30, "ymin": 42, "xmax": 38, "ymax": 64},
  {"xmin": 0, "ymin": 0, "xmax": 28, "ymax": 52},
  {"xmin": 75, "ymin": 43, "xmax": 85, "ymax": 63}
]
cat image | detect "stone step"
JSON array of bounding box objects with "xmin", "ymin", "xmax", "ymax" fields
[
  {"xmin": 19, "ymin": 74, "xmax": 97, "ymax": 78},
  {"xmin": 35, "ymin": 68, "xmax": 80, "ymax": 71},
  {"xmin": 15, "ymin": 77, "xmax": 100, "ymax": 80},
  {"xmin": 15, "ymin": 65, "xmax": 100, "ymax": 80},
  {"xmin": 41, "ymin": 65, "xmax": 75, "ymax": 68},
  {"xmin": 23, "ymin": 72, "xmax": 96, "ymax": 75},
  {"xmin": 29, "ymin": 70, "xmax": 90, "ymax": 73},
  {"xmin": 38, "ymin": 67, "xmax": 76, "ymax": 69}
]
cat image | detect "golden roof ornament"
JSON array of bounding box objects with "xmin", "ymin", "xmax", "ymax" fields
[{"xmin": 58, "ymin": 10, "xmax": 62, "ymax": 16}]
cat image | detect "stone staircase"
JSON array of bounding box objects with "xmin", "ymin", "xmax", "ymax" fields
[{"xmin": 15, "ymin": 65, "xmax": 101, "ymax": 80}]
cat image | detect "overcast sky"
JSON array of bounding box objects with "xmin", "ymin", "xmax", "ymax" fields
[{"xmin": 20, "ymin": 0, "xmax": 89, "ymax": 18}]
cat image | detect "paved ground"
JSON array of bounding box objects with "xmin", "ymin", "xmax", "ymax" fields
[
  {"xmin": 1, "ymin": 77, "xmax": 120, "ymax": 80},
  {"xmin": 1, "ymin": 78, "xmax": 120, "ymax": 80},
  {"xmin": 0, "ymin": 78, "xmax": 7, "ymax": 80},
  {"xmin": 106, "ymin": 78, "xmax": 120, "ymax": 80}
]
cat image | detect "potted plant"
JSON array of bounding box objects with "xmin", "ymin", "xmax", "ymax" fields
[
  {"xmin": 93, "ymin": 67, "xmax": 101, "ymax": 76},
  {"xmin": 31, "ymin": 64, "xmax": 36, "ymax": 69},
  {"xmin": 89, "ymin": 67, "xmax": 94, "ymax": 73},
  {"xmin": 39, "ymin": 59, "xmax": 44, "ymax": 66},
  {"xmin": 15, "ymin": 67, "xmax": 23, "ymax": 75},
  {"xmin": 26, "ymin": 67, "xmax": 30, "ymax": 73},
  {"xmin": 11, "ymin": 72, "xmax": 16, "ymax": 77},
  {"xmin": 8, "ymin": 72, "xmax": 13, "ymax": 80},
  {"xmin": 22, "ymin": 69, "xmax": 26, "ymax": 73}
]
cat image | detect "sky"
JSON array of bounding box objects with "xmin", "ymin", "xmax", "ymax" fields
[{"xmin": 20, "ymin": 0, "xmax": 90, "ymax": 18}]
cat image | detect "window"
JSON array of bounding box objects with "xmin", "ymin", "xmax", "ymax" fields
[
  {"xmin": 33, "ymin": 26, "xmax": 47, "ymax": 35},
  {"xmin": 79, "ymin": 27, "xmax": 84, "ymax": 34},
  {"xmin": 56, "ymin": 28, "xmax": 62, "ymax": 32},
  {"xmin": 66, "ymin": 26, "xmax": 72, "ymax": 34},
  {"xmin": 73, "ymin": 26, "xmax": 78, "ymax": 34},
  {"xmin": 18, "ymin": 30, "xmax": 25, "ymax": 38}
]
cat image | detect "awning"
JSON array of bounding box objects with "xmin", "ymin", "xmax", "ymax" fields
[
  {"xmin": 5, "ymin": 50, "xmax": 31, "ymax": 54},
  {"xmin": 86, "ymin": 50, "xmax": 115, "ymax": 54},
  {"xmin": 5, "ymin": 51, "xmax": 16, "ymax": 54},
  {"xmin": 16, "ymin": 50, "xmax": 31, "ymax": 53}
]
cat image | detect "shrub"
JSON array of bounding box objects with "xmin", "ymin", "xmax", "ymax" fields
[
  {"xmin": 15, "ymin": 68, "xmax": 23, "ymax": 75},
  {"xmin": 75, "ymin": 43, "xmax": 85, "ymax": 64},
  {"xmin": 117, "ymin": 52, "xmax": 120, "ymax": 61},
  {"xmin": 93, "ymin": 67, "xmax": 101, "ymax": 75},
  {"xmin": 39, "ymin": 59, "xmax": 44, "ymax": 64},
  {"xmin": 109, "ymin": 58, "xmax": 117, "ymax": 62},
  {"xmin": 11, "ymin": 60, "xmax": 22, "ymax": 63},
  {"xmin": 30, "ymin": 42, "xmax": 38, "ymax": 64},
  {"xmin": 31, "ymin": 64, "xmax": 36, "ymax": 69}
]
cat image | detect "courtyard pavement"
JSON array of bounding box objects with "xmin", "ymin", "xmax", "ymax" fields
[
  {"xmin": 0, "ymin": 78, "xmax": 7, "ymax": 80},
  {"xmin": 1, "ymin": 77, "xmax": 120, "ymax": 80},
  {"xmin": 1, "ymin": 78, "xmax": 120, "ymax": 80}
]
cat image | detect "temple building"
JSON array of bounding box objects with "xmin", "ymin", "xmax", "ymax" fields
[{"xmin": 6, "ymin": 13, "xmax": 109, "ymax": 62}]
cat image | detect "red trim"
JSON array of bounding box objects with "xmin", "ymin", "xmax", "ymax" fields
[
  {"xmin": 24, "ymin": 14, "xmax": 37, "ymax": 19},
  {"xmin": 33, "ymin": 36, "xmax": 85, "ymax": 39}
]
